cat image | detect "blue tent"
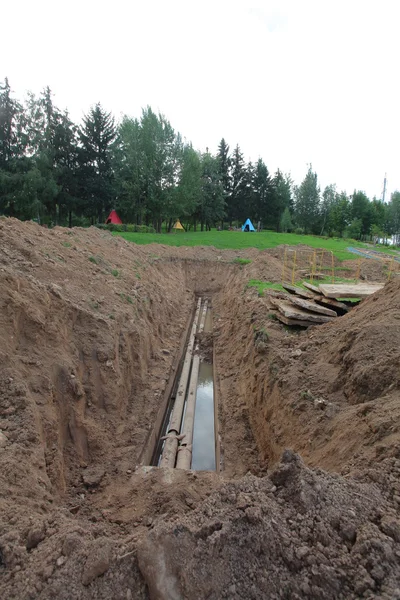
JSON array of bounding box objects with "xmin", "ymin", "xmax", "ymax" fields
[{"xmin": 241, "ymin": 218, "xmax": 256, "ymax": 232}]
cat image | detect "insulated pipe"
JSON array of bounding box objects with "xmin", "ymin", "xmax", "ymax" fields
[
  {"xmin": 198, "ymin": 299, "xmax": 208, "ymax": 333},
  {"xmin": 159, "ymin": 298, "xmax": 202, "ymax": 467},
  {"xmin": 176, "ymin": 300, "xmax": 208, "ymax": 469}
]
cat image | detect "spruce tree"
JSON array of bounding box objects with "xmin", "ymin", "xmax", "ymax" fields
[
  {"xmin": 230, "ymin": 144, "xmax": 246, "ymax": 224},
  {"xmin": 294, "ymin": 165, "xmax": 320, "ymax": 233},
  {"xmin": 79, "ymin": 103, "xmax": 116, "ymax": 222},
  {"xmin": 217, "ymin": 138, "xmax": 231, "ymax": 225}
]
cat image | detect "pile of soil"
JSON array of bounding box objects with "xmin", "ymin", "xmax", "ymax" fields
[
  {"xmin": 1, "ymin": 217, "xmax": 400, "ymax": 599},
  {"xmin": 139, "ymin": 450, "xmax": 400, "ymax": 599},
  {"xmin": 342, "ymin": 258, "xmax": 392, "ymax": 282}
]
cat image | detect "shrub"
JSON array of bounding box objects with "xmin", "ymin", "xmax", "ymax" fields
[
  {"xmin": 95, "ymin": 223, "xmax": 156, "ymax": 233},
  {"xmin": 294, "ymin": 227, "xmax": 305, "ymax": 235}
]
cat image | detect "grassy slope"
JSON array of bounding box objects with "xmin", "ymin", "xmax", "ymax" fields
[{"xmin": 116, "ymin": 230, "xmax": 371, "ymax": 260}]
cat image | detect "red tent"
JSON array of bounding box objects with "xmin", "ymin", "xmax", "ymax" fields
[{"xmin": 105, "ymin": 210, "xmax": 122, "ymax": 225}]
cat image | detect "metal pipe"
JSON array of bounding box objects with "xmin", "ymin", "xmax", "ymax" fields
[
  {"xmin": 159, "ymin": 298, "xmax": 202, "ymax": 467},
  {"xmin": 198, "ymin": 299, "xmax": 208, "ymax": 333},
  {"xmin": 176, "ymin": 300, "xmax": 208, "ymax": 469}
]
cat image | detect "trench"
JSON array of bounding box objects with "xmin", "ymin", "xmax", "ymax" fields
[{"xmin": 148, "ymin": 297, "xmax": 217, "ymax": 471}]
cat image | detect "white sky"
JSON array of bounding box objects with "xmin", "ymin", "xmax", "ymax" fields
[{"xmin": 2, "ymin": 0, "xmax": 399, "ymax": 200}]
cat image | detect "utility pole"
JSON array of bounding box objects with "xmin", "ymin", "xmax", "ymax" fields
[{"xmin": 382, "ymin": 173, "xmax": 387, "ymax": 203}]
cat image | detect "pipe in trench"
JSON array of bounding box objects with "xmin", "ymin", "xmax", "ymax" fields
[
  {"xmin": 176, "ymin": 300, "xmax": 208, "ymax": 470},
  {"xmin": 159, "ymin": 297, "xmax": 202, "ymax": 468}
]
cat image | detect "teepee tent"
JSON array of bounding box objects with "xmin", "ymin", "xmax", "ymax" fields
[
  {"xmin": 173, "ymin": 220, "xmax": 185, "ymax": 231},
  {"xmin": 241, "ymin": 218, "xmax": 255, "ymax": 232},
  {"xmin": 106, "ymin": 210, "xmax": 122, "ymax": 225}
]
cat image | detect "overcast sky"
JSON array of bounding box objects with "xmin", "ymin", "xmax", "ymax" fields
[{"xmin": 3, "ymin": 0, "xmax": 399, "ymax": 199}]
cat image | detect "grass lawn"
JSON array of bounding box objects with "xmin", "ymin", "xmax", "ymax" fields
[{"xmin": 115, "ymin": 230, "xmax": 395, "ymax": 262}]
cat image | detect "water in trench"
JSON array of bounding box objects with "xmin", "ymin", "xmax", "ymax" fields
[
  {"xmin": 204, "ymin": 308, "xmax": 213, "ymax": 333},
  {"xmin": 191, "ymin": 361, "xmax": 216, "ymax": 471}
]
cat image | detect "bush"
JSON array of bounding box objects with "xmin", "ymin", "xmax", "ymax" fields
[
  {"xmin": 294, "ymin": 227, "xmax": 305, "ymax": 235},
  {"xmin": 95, "ymin": 223, "xmax": 156, "ymax": 233}
]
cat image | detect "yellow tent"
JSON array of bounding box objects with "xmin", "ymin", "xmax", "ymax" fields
[{"xmin": 173, "ymin": 220, "xmax": 185, "ymax": 231}]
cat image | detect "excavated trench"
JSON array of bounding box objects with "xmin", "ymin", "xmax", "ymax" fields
[{"xmin": 146, "ymin": 296, "xmax": 218, "ymax": 472}]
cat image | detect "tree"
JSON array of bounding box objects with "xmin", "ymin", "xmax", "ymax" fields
[
  {"xmin": 294, "ymin": 165, "xmax": 320, "ymax": 233},
  {"xmin": 346, "ymin": 218, "xmax": 362, "ymax": 240},
  {"xmin": 79, "ymin": 103, "xmax": 117, "ymax": 223},
  {"xmin": 320, "ymin": 184, "xmax": 336, "ymax": 235},
  {"xmin": 217, "ymin": 138, "xmax": 231, "ymax": 210},
  {"xmin": 388, "ymin": 191, "xmax": 400, "ymax": 245},
  {"xmin": 271, "ymin": 169, "xmax": 293, "ymax": 231},
  {"xmin": 351, "ymin": 190, "xmax": 373, "ymax": 239},
  {"xmin": 195, "ymin": 152, "xmax": 225, "ymax": 231},
  {"xmin": 240, "ymin": 162, "xmax": 255, "ymax": 223},
  {"xmin": 176, "ymin": 145, "xmax": 202, "ymax": 224},
  {"xmin": 0, "ymin": 78, "xmax": 32, "ymax": 218},
  {"xmin": 138, "ymin": 107, "xmax": 182, "ymax": 232},
  {"xmin": 113, "ymin": 116, "xmax": 143, "ymax": 224},
  {"xmin": 230, "ymin": 144, "xmax": 246, "ymax": 224},
  {"xmin": 53, "ymin": 111, "xmax": 80, "ymax": 226},
  {"xmin": 253, "ymin": 158, "xmax": 272, "ymax": 227},
  {"xmin": 329, "ymin": 192, "xmax": 350, "ymax": 237},
  {"xmin": 280, "ymin": 207, "xmax": 293, "ymax": 232}
]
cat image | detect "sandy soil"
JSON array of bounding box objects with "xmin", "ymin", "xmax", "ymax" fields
[{"xmin": 1, "ymin": 218, "xmax": 399, "ymax": 599}]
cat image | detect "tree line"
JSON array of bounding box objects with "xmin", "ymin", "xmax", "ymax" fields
[{"xmin": 1, "ymin": 78, "xmax": 399, "ymax": 241}]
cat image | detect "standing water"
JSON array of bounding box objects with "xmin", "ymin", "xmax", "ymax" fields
[{"xmin": 191, "ymin": 361, "xmax": 216, "ymax": 470}]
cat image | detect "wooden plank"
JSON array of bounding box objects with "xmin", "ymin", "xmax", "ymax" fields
[
  {"xmin": 318, "ymin": 283, "xmax": 384, "ymax": 299},
  {"xmin": 314, "ymin": 296, "xmax": 349, "ymax": 312},
  {"xmin": 288, "ymin": 295, "xmax": 337, "ymax": 317},
  {"xmin": 275, "ymin": 313, "xmax": 316, "ymax": 328},
  {"xmin": 269, "ymin": 298, "xmax": 335, "ymax": 323},
  {"xmin": 282, "ymin": 284, "xmax": 316, "ymax": 299}
]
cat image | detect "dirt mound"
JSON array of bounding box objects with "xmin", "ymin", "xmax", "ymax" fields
[
  {"xmin": 139, "ymin": 450, "xmax": 400, "ymax": 599},
  {"xmin": 1, "ymin": 218, "xmax": 400, "ymax": 599},
  {"xmin": 342, "ymin": 258, "xmax": 390, "ymax": 282},
  {"xmin": 215, "ymin": 270, "xmax": 400, "ymax": 470}
]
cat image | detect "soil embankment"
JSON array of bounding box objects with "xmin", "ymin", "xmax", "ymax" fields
[{"xmin": 1, "ymin": 218, "xmax": 399, "ymax": 599}]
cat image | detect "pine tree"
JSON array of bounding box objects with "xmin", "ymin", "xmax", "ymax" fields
[
  {"xmin": 230, "ymin": 144, "xmax": 246, "ymax": 224},
  {"xmin": 253, "ymin": 158, "xmax": 272, "ymax": 227},
  {"xmin": 0, "ymin": 78, "xmax": 32, "ymax": 218},
  {"xmin": 271, "ymin": 169, "xmax": 293, "ymax": 231},
  {"xmin": 196, "ymin": 152, "xmax": 225, "ymax": 231},
  {"xmin": 79, "ymin": 103, "xmax": 117, "ymax": 222},
  {"xmin": 294, "ymin": 165, "xmax": 320, "ymax": 233},
  {"xmin": 217, "ymin": 138, "xmax": 231, "ymax": 225}
]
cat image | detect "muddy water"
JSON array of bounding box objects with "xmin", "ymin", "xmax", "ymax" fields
[
  {"xmin": 191, "ymin": 362, "xmax": 216, "ymax": 470},
  {"xmin": 204, "ymin": 308, "xmax": 212, "ymax": 333}
]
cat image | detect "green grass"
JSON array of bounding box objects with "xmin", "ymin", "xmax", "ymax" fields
[
  {"xmin": 247, "ymin": 276, "xmax": 360, "ymax": 298},
  {"xmin": 114, "ymin": 230, "xmax": 394, "ymax": 261},
  {"xmin": 232, "ymin": 257, "xmax": 252, "ymax": 265},
  {"xmin": 247, "ymin": 280, "xmax": 285, "ymax": 295}
]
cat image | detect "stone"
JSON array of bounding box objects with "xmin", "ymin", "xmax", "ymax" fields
[
  {"xmin": 26, "ymin": 526, "xmax": 46, "ymax": 550},
  {"xmin": 81, "ymin": 538, "xmax": 112, "ymax": 586},
  {"xmin": 82, "ymin": 467, "xmax": 105, "ymax": 488},
  {"xmin": 62, "ymin": 533, "xmax": 83, "ymax": 557},
  {"xmin": 0, "ymin": 431, "xmax": 8, "ymax": 447}
]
